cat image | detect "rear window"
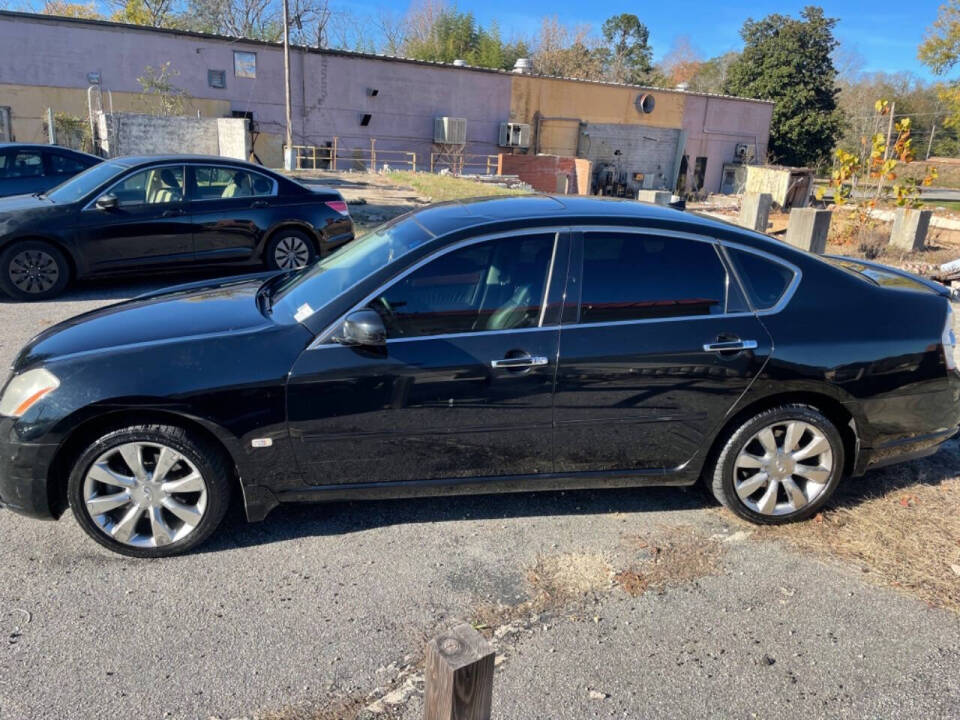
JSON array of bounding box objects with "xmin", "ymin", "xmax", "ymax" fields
[
  {"xmin": 826, "ymin": 258, "xmax": 938, "ymax": 294},
  {"xmin": 727, "ymin": 249, "xmax": 794, "ymax": 310}
]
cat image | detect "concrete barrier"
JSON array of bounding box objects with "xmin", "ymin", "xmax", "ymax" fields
[
  {"xmin": 889, "ymin": 208, "xmax": 932, "ymax": 252},
  {"xmin": 637, "ymin": 190, "xmax": 671, "ymax": 206},
  {"xmin": 785, "ymin": 208, "xmax": 832, "ymax": 254},
  {"xmin": 739, "ymin": 192, "xmax": 772, "ymax": 233}
]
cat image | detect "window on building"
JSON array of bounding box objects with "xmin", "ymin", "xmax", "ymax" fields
[
  {"xmin": 208, "ymin": 69, "xmax": 227, "ymax": 89},
  {"xmin": 234, "ymin": 51, "xmax": 257, "ymax": 78},
  {"xmin": 579, "ymin": 233, "xmax": 726, "ymax": 323},
  {"xmin": 370, "ymin": 234, "xmax": 556, "ymax": 339}
]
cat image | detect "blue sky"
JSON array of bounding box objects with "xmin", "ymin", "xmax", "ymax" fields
[{"xmin": 345, "ymin": 0, "xmax": 947, "ymax": 81}]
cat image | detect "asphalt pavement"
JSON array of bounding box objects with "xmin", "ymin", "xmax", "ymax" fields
[{"xmin": 1, "ymin": 277, "xmax": 959, "ymax": 720}]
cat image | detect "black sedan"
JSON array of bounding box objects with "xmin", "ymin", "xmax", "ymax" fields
[
  {"xmin": 0, "ymin": 155, "xmax": 353, "ymax": 300},
  {"xmin": 1, "ymin": 195, "xmax": 958, "ymax": 557},
  {"xmin": 0, "ymin": 143, "xmax": 101, "ymax": 200}
]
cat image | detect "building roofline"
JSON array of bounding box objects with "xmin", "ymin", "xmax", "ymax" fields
[{"xmin": 0, "ymin": 9, "xmax": 775, "ymax": 106}]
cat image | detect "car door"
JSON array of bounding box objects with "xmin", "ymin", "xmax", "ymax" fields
[
  {"xmin": 187, "ymin": 164, "xmax": 276, "ymax": 263},
  {"xmin": 74, "ymin": 164, "xmax": 194, "ymax": 272},
  {"xmin": 552, "ymin": 229, "xmax": 773, "ymax": 473},
  {"xmin": 0, "ymin": 148, "xmax": 46, "ymax": 197},
  {"xmin": 286, "ymin": 230, "xmax": 569, "ymax": 486}
]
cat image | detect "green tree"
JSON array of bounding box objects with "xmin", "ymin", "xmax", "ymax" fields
[
  {"xmin": 919, "ymin": 0, "xmax": 960, "ymax": 139},
  {"xmin": 600, "ymin": 13, "xmax": 653, "ymax": 84},
  {"xmin": 724, "ymin": 6, "xmax": 843, "ymax": 167}
]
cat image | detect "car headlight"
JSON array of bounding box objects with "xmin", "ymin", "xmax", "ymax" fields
[
  {"xmin": 944, "ymin": 303, "xmax": 959, "ymax": 371},
  {"xmin": 0, "ymin": 368, "xmax": 60, "ymax": 418}
]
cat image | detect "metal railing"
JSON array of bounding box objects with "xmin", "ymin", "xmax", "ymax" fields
[
  {"xmin": 290, "ymin": 139, "xmax": 417, "ymax": 172},
  {"xmin": 429, "ymin": 152, "xmax": 498, "ymax": 175}
]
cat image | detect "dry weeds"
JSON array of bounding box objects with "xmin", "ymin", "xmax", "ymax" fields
[
  {"xmin": 752, "ymin": 441, "xmax": 960, "ymax": 612},
  {"xmin": 614, "ymin": 526, "xmax": 723, "ymax": 597}
]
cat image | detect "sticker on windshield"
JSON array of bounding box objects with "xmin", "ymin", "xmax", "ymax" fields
[{"xmin": 294, "ymin": 303, "xmax": 314, "ymax": 323}]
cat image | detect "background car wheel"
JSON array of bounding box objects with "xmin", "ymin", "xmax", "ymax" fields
[
  {"xmin": 709, "ymin": 404, "xmax": 845, "ymax": 524},
  {"xmin": 265, "ymin": 229, "xmax": 317, "ymax": 270},
  {"xmin": 68, "ymin": 424, "xmax": 232, "ymax": 558},
  {"xmin": 0, "ymin": 239, "xmax": 70, "ymax": 301}
]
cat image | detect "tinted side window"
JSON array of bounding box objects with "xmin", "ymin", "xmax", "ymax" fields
[
  {"xmin": 48, "ymin": 153, "xmax": 89, "ymax": 175},
  {"xmin": 106, "ymin": 167, "xmax": 184, "ymax": 207},
  {"xmin": 0, "ymin": 151, "xmax": 43, "ymax": 178},
  {"xmin": 372, "ymin": 234, "xmax": 556, "ymax": 339},
  {"xmin": 579, "ymin": 233, "xmax": 726, "ymax": 323},
  {"xmin": 192, "ymin": 166, "xmax": 273, "ymax": 200},
  {"xmin": 727, "ymin": 248, "xmax": 794, "ymax": 310}
]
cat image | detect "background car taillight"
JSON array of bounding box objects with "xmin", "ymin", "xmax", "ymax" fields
[
  {"xmin": 325, "ymin": 200, "xmax": 349, "ymax": 216},
  {"xmin": 943, "ymin": 303, "xmax": 958, "ymax": 370}
]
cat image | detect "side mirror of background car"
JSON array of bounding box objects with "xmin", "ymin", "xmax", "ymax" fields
[
  {"xmin": 95, "ymin": 193, "xmax": 119, "ymax": 210},
  {"xmin": 333, "ymin": 309, "xmax": 386, "ymax": 347}
]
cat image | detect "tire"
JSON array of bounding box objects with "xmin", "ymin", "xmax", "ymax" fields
[
  {"xmin": 0, "ymin": 239, "xmax": 71, "ymax": 301},
  {"xmin": 709, "ymin": 404, "xmax": 845, "ymax": 524},
  {"xmin": 67, "ymin": 424, "xmax": 232, "ymax": 558},
  {"xmin": 265, "ymin": 228, "xmax": 317, "ymax": 271}
]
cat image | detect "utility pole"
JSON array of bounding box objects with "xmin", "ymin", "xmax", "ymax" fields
[
  {"xmin": 927, "ymin": 122, "xmax": 936, "ymax": 160},
  {"xmin": 282, "ymin": 0, "xmax": 294, "ymax": 170}
]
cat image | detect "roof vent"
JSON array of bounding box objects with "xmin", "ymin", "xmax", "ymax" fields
[
  {"xmin": 452, "ymin": 59, "xmax": 467, "ymax": 67},
  {"xmin": 513, "ymin": 58, "xmax": 532, "ymax": 74}
]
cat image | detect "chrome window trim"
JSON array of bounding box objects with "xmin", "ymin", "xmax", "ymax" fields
[
  {"xmin": 716, "ymin": 240, "xmax": 802, "ymax": 316},
  {"xmin": 308, "ymin": 226, "xmax": 570, "ymax": 350},
  {"xmin": 82, "ymin": 161, "xmax": 281, "ymax": 211}
]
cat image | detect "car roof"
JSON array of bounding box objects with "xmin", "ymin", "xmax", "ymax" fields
[
  {"xmin": 107, "ymin": 154, "xmax": 263, "ymax": 168},
  {"xmin": 0, "ymin": 143, "xmax": 99, "ymax": 158}
]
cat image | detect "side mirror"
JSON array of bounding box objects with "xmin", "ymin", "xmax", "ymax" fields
[
  {"xmin": 333, "ymin": 309, "xmax": 386, "ymax": 347},
  {"xmin": 95, "ymin": 193, "xmax": 118, "ymax": 210}
]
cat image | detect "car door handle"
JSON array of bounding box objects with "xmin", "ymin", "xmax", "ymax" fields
[
  {"xmin": 490, "ymin": 355, "xmax": 549, "ymax": 369},
  {"xmin": 703, "ymin": 339, "xmax": 758, "ymax": 352},
  {"xmin": 251, "ymin": 200, "xmax": 269, "ymax": 208},
  {"xmin": 161, "ymin": 208, "xmax": 185, "ymax": 217}
]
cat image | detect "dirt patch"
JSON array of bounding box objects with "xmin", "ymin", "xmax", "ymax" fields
[
  {"xmin": 614, "ymin": 527, "xmax": 724, "ymax": 597},
  {"xmin": 252, "ymin": 695, "xmax": 371, "ymax": 720},
  {"xmin": 751, "ymin": 440, "xmax": 960, "ymax": 613}
]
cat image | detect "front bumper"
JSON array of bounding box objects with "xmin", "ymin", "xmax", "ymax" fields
[{"xmin": 0, "ymin": 422, "xmax": 59, "ymax": 519}]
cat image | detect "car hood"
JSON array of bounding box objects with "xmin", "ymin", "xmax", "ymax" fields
[
  {"xmin": 13, "ymin": 275, "xmax": 281, "ymax": 371},
  {"xmin": 0, "ymin": 193, "xmax": 63, "ymax": 233}
]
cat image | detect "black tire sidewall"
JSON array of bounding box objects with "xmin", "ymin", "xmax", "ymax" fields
[
  {"xmin": 0, "ymin": 240, "xmax": 71, "ymax": 301},
  {"xmin": 67, "ymin": 425, "xmax": 232, "ymax": 558},
  {"xmin": 712, "ymin": 405, "xmax": 845, "ymax": 524},
  {"xmin": 265, "ymin": 229, "xmax": 317, "ymax": 270}
]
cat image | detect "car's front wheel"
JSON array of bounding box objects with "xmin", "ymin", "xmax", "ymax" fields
[
  {"xmin": 709, "ymin": 404, "xmax": 845, "ymax": 524},
  {"xmin": 265, "ymin": 229, "xmax": 317, "ymax": 270},
  {"xmin": 68, "ymin": 424, "xmax": 232, "ymax": 558},
  {"xmin": 0, "ymin": 239, "xmax": 71, "ymax": 301}
]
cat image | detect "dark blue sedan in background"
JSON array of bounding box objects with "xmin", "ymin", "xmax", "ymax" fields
[{"xmin": 0, "ymin": 143, "xmax": 101, "ymax": 198}]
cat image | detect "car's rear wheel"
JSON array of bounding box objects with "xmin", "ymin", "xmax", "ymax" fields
[
  {"xmin": 67, "ymin": 425, "xmax": 232, "ymax": 558},
  {"xmin": 710, "ymin": 404, "xmax": 845, "ymax": 524},
  {"xmin": 0, "ymin": 239, "xmax": 70, "ymax": 301},
  {"xmin": 265, "ymin": 229, "xmax": 317, "ymax": 270}
]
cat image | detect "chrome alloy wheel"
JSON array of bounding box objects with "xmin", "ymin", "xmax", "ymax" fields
[
  {"xmin": 82, "ymin": 442, "xmax": 208, "ymax": 548},
  {"xmin": 9, "ymin": 249, "xmax": 60, "ymax": 294},
  {"xmin": 273, "ymin": 235, "xmax": 311, "ymax": 269},
  {"xmin": 733, "ymin": 420, "xmax": 833, "ymax": 516}
]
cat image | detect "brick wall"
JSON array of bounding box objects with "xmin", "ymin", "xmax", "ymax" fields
[{"xmin": 497, "ymin": 154, "xmax": 593, "ymax": 194}]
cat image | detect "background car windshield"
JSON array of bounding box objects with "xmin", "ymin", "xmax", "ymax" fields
[
  {"xmin": 45, "ymin": 161, "xmax": 122, "ymax": 203},
  {"xmin": 271, "ymin": 216, "xmax": 431, "ymax": 320}
]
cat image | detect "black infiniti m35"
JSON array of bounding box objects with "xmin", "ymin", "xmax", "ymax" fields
[
  {"xmin": 0, "ymin": 155, "xmax": 353, "ymax": 300},
  {"xmin": 1, "ymin": 195, "xmax": 958, "ymax": 557}
]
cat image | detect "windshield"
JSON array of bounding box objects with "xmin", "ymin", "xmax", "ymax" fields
[
  {"xmin": 45, "ymin": 161, "xmax": 123, "ymax": 203},
  {"xmin": 271, "ymin": 215, "xmax": 433, "ymax": 321}
]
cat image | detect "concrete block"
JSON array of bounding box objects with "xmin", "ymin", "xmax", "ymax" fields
[
  {"xmin": 637, "ymin": 190, "xmax": 671, "ymax": 206},
  {"xmin": 889, "ymin": 208, "xmax": 932, "ymax": 252},
  {"xmin": 785, "ymin": 208, "xmax": 832, "ymax": 254},
  {"xmin": 739, "ymin": 192, "xmax": 772, "ymax": 233}
]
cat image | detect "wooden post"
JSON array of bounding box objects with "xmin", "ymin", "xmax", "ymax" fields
[
  {"xmin": 424, "ymin": 623, "xmax": 494, "ymax": 720},
  {"xmin": 370, "ymin": 138, "xmax": 376, "ymax": 172},
  {"xmin": 332, "ymin": 137, "xmax": 338, "ymax": 171}
]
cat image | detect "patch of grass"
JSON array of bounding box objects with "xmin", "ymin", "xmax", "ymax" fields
[
  {"xmin": 385, "ymin": 171, "xmax": 530, "ymax": 203},
  {"xmin": 614, "ymin": 527, "xmax": 723, "ymax": 597},
  {"xmin": 752, "ymin": 440, "xmax": 960, "ymax": 613}
]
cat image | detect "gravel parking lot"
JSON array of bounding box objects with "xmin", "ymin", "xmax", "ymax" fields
[{"xmin": 1, "ymin": 273, "xmax": 960, "ymax": 720}]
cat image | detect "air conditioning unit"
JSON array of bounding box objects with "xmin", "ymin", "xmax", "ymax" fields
[
  {"xmin": 498, "ymin": 122, "xmax": 531, "ymax": 148},
  {"xmin": 434, "ymin": 117, "xmax": 467, "ymax": 145}
]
